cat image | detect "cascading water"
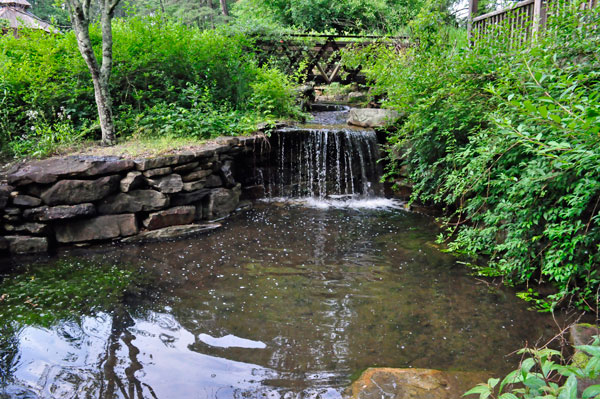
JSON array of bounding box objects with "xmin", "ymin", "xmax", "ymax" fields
[{"xmin": 259, "ymin": 107, "xmax": 386, "ymax": 202}]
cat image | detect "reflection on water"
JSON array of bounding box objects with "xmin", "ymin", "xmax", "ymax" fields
[{"xmin": 1, "ymin": 203, "xmax": 560, "ymax": 398}]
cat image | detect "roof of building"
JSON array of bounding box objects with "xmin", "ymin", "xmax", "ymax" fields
[{"xmin": 0, "ymin": 2, "xmax": 53, "ymax": 32}]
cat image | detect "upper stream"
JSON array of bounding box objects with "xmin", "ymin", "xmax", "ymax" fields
[{"xmin": 0, "ymin": 109, "xmax": 562, "ymax": 399}]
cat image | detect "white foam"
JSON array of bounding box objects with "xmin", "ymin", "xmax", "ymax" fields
[{"xmin": 261, "ymin": 197, "xmax": 407, "ymax": 211}]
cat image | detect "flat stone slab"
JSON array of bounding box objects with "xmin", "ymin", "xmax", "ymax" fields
[
  {"xmin": 55, "ymin": 214, "xmax": 138, "ymax": 243},
  {"xmin": 7, "ymin": 156, "xmax": 134, "ymax": 186},
  {"xmin": 24, "ymin": 203, "xmax": 96, "ymax": 221},
  {"xmin": 98, "ymin": 190, "xmax": 169, "ymax": 214},
  {"xmin": 122, "ymin": 223, "xmax": 221, "ymax": 243},
  {"xmin": 143, "ymin": 206, "xmax": 195, "ymax": 230},
  {"xmin": 41, "ymin": 175, "xmax": 121, "ymax": 205},
  {"xmin": 348, "ymin": 368, "xmax": 492, "ymax": 399}
]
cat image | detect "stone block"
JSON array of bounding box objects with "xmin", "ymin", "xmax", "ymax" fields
[
  {"xmin": 182, "ymin": 169, "xmax": 212, "ymax": 182},
  {"xmin": 11, "ymin": 194, "xmax": 42, "ymax": 207},
  {"xmin": 183, "ymin": 180, "xmax": 206, "ymax": 192},
  {"xmin": 24, "ymin": 203, "xmax": 96, "ymax": 221},
  {"xmin": 173, "ymin": 162, "xmax": 199, "ymax": 173},
  {"xmin": 205, "ymin": 174, "xmax": 223, "ymax": 188},
  {"xmin": 143, "ymin": 167, "xmax": 172, "ymax": 178},
  {"xmin": 134, "ymin": 154, "xmax": 196, "ymax": 171},
  {"xmin": 0, "ymin": 185, "xmax": 13, "ymax": 210},
  {"xmin": 206, "ymin": 185, "xmax": 241, "ymax": 219},
  {"xmin": 98, "ymin": 190, "xmax": 169, "ymax": 214},
  {"xmin": 146, "ymin": 174, "xmax": 183, "ymax": 194},
  {"xmin": 120, "ymin": 171, "xmax": 145, "ymax": 192},
  {"xmin": 143, "ymin": 206, "xmax": 196, "ymax": 230},
  {"xmin": 55, "ymin": 214, "xmax": 138, "ymax": 243},
  {"xmin": 41, "ymin": 175, "xmax": 120, "ymax": 205},
  {"xmin": 6, "ymin": 236, "xmax": 48, "ymax": 254},
  {"xmin": 5, "ymin": 222, "xmax": 50, "ymax": 235}
]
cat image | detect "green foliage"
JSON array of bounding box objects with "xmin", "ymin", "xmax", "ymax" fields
[
  {"xmin": 231, "ymin": 0, "xmax": 427, "ymax": 34},
  {"xmin": 345, "ymin": 2, "xmax": 600, "ymax": 309},
  {"xmin": 0, "ymin": 15, "xmax": 300, "ymax": 157},
  {"xmin": 0, "ymin": 259, "xmax": 139, "ymax": 327},
  {"xmin": 465, "ymin": 339, "xmax": 600, "ymax": 399}
]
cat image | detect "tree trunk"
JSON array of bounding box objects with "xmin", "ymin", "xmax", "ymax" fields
[
  {"xmin": 219, "ymin": 0, "xmax": 228, "ymax": 16},
  {"xmin": 66, "ymin": 0, "xmax": 119, "ymax": 146}
]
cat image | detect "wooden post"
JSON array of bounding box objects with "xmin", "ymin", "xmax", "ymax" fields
[
  {"xmin": 468, "ymin": 0, "xmax": 479, "ymax": 44},
  {"xmin": 532, "ymin": 0, "xmax": 543, "ymax": 39}
]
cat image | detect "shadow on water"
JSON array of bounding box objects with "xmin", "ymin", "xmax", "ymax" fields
[{"xmin": 0, "ymin": 203, "xmax": 566, "ymax": 399}]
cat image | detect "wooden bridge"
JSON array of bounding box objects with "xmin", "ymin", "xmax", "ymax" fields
[{"xmin": 255, "ymin": 34, "xmax": 411, "ymax": 84}]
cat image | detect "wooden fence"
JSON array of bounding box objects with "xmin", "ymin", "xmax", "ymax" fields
[{"xmin": 468, "ymin": 0, "xmax": 598, "ymax": 45}]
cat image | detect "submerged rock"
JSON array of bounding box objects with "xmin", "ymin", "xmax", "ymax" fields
[
  {"xmin": 348, "ymin": 368, "xmax": 491, "ymax": 399},
  {"xmin": 347, "ymin": 108, "xmax": 400, "ymax": 128}
]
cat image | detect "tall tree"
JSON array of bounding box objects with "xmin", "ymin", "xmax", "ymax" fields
[
  {"xmin": 64, "ymin": 0, "xmax": 120, "ymax": 145},
  {"xmin": 219, "ymin": 0, "xmax": 228, "ymax": 16}
]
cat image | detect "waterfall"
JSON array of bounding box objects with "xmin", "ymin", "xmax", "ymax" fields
[{"xmin": 264, "ymin": 128, "xmax": 383, "ymax": 199}]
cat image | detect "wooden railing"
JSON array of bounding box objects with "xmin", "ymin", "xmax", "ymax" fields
[
  {"xmin": 255, "ymin": 34, "xmax": 411, "ymax": 84},
  {"xmin": 469, "ymin": 0, "xmax": 598, "ymax": 46}
]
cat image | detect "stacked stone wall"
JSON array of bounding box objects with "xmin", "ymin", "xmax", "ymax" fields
[{"xmin": 0, "ymin": 136, "xmax": 267, "ymax": 255}]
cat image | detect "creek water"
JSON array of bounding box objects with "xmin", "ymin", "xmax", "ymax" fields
[{"xmin": 0, "ymin": 109, "xmax": 561, "ymax": 399}]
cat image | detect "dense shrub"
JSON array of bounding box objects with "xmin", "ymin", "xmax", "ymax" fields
[
  {"xmin": 344, "ymin": 1, "xmax": 600, "ymax": 310},
  {"xmin": 0, "ymin": 16, "xmax": 300, "ymax": 157}
]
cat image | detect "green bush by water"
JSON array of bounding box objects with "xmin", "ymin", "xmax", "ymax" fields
[
  {"xmin": 343, "ymin": 1, "xmax": 600, "ymax": 310},
  {"xmin": 0, "ymin": 16, "xmax": 301, "ymax": 157}
]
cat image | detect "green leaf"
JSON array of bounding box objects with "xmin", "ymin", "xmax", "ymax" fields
[
  {"xmin": 558, "ymin": 375, "xmax": 577, "ymax": 399},
  {"xmin": 464, "ymin": 385, "xmax": 491, "ymax": 397},
  {"xmin": 499, "ymin": 393, "xmax": 519, "ymax": 399},
  {"xmin": 582, "ymin": 385, "xmax": 600, "ymax": 399}
]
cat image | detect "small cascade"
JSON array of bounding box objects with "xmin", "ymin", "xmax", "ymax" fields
[{"xmin": 264, "ymin": 127, "xmax": 383, "ymax": 199}]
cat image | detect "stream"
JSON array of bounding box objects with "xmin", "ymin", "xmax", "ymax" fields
[{"xmin": 0, "ymin": 108, "xmax": 562, "ymax": 399}]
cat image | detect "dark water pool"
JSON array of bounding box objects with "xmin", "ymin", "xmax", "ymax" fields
[{"xmin": 0, "ymin": 202, "xmax": 560, "ymax": 398}]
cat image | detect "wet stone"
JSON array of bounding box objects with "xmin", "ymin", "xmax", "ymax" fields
[
  {"xmin": 6, "ymin": 235, "xmax": 48, "ymax": 255},
  {"xmin": 143, "ymin": 167, "xmax": 172, "ymax": 178},
  {"xmin": 54, "ymin": 214, "xmax": 138, "ymax": 243},
  {"xmin": 98, "ymin": 190, "xmax": 169, "ymax": 214},
  {"xmin": 206, "ymin": 185, "xmax": 241, "ymax": 219},
  {"xmin": 41, "ymin": 175, "xmax": 121, "ymax": 206},
  {"xmin": 146, "ymin": 174, "xmax": 183, "ymax": 194},
  {"xmin": 120, "ymin": 171, "xmax": 146, "ymax": 193},
  {"xmin": 11, "ymin": 194, "xmax": 42, "ymax": 207},
  {"xmin": 143, "ymin": 206, "xmax": 196, "ymax": 230},
  {"xmin": 24, "ymin": 203, "xmax": 96, "ymax": 221},
  {"xmin": 219, "ymin": 160, "xmax": 236, "ymax": 188}
]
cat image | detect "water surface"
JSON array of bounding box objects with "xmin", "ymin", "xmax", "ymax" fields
[{"xmin": 1, "ymin": 203, "xmax": 559, "ymax": 398}]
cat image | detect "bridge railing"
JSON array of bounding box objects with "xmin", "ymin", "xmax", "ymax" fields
[
  {"xmin": 254, "ymin": 34, "xmax": 411, "ymax": 84},
  {"xmin": 469, "ymin": 0, "xmax": 598, "ymax": 47}
]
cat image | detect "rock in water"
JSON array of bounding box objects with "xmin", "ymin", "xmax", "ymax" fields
[
  {"xmin": 348, "ymin": 368, "xmax": 492, "ymax": 399},
  {"xmin": 347, "ymin": 108, "xmax": 400, "ymax": 128}
]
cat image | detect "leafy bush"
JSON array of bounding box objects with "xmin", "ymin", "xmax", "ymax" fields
[
  {"xmin": 344, "ymin": 1, "xmax": 600, "ymax": 310},
  {"xmin": 0, "ymin": 15, "xmax": 300, "ymax": 156},
  {"xmin": 465, "ymin": 338, "xmax": 600, "ymax": 399}
]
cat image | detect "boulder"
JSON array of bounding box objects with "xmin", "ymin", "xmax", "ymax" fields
[
  {"xmin": 120, "ymin": 171, "xmax": 145, "ymax": 193},
  {"xmin": 347, "ymin": 108, "xmax": 400, "ymax": 128},
  {"xmin": 5, "ymin": 222, "xmax": 50, "ymax": 235},
  {"xmin": 54, "ymin": 214, "xmax": 138, "ymax": 243},
  {"xmin": 11, "ymin": 194, "xmax": 42, "ymax": 207},
  {"xmin": 5, "ymin": 236, "xmax": 48, "ymax": 254},
  {"xmin": 171, "ymin": 189, "xmax": 211, "ymax": 206},
  {"xmin": 182, "ymin": 169, "xmax": 212, "ymax": 182},
  {"xmin": 206, "ymin": 185, "xmax": 241, "ymax": 219},
  {"xmin": 143, "ymin": 167, "xmax": 172, "ymax": 178},
  {"xmin": 134, "ymin": 154, "xmax": 196, "ymax": 171},
  {"xmin": 98, "ymin": 190, "xmax": 169, "ymax": 214},
  {"xmin": 41, "ymin": 175, "xmax": 120, "ymax": 205},
  {"xmin": 7, "ymin": 156, "xmax": 133, "ymax": 186},
  {"xmin": 146, "ymin": 174, "xmax": 183, "ymax": 194},
  {"xmin": 348, "ymin": 368, "xmax": 492, "ymax": 399},
  {"xmin": 24, "ymin": 203, "xmax": 96, "ymax": 221},
  {"xmin": 142, "ymin": 206, "xmax": 196, "ymax": 230},
  {"xmin": 0, "ymin": 185, "xmax": 14, "ymax": 210},
  {"xmin": 121, "ymin": 223, "xmax": 221, "ymax": 243}
]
